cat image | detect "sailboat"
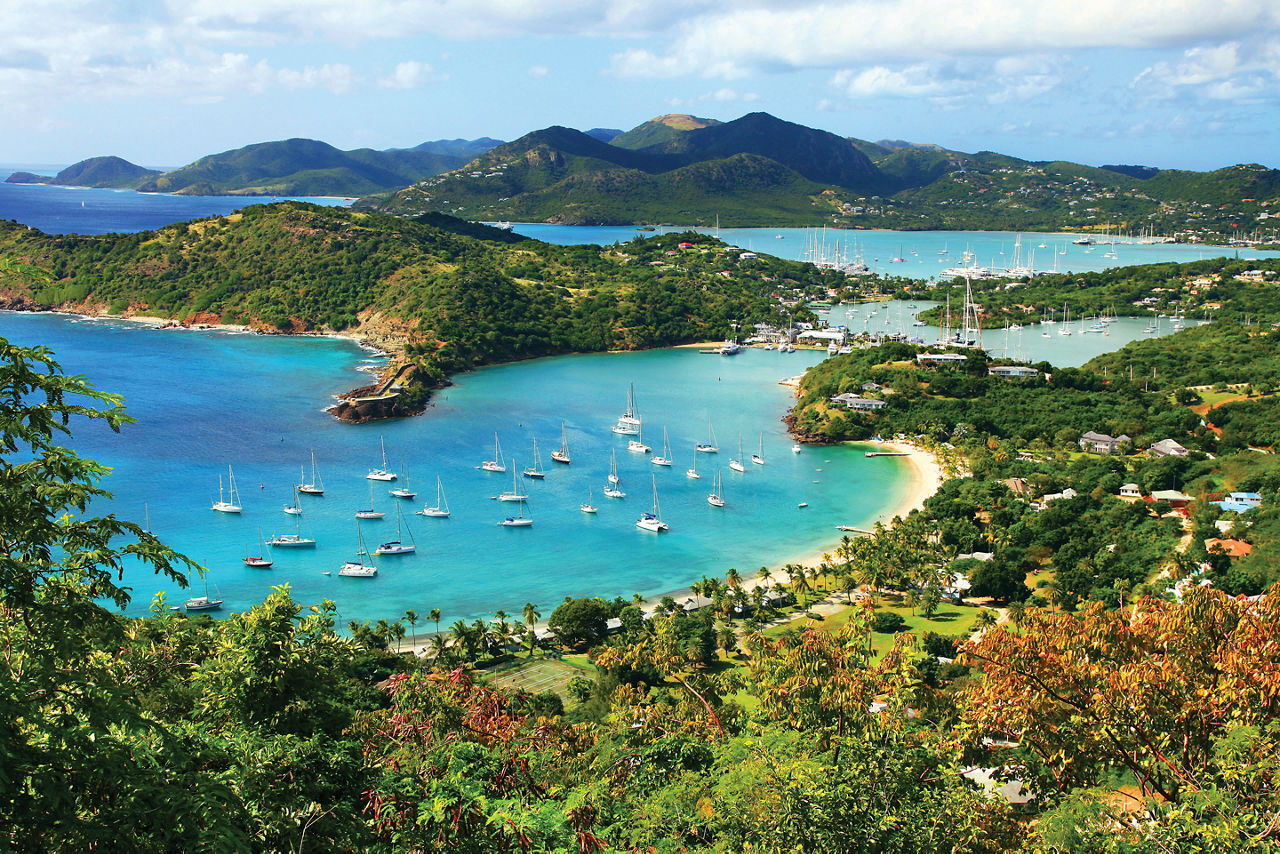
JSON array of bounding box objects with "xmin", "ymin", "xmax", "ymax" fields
[
  {"xmin": 267, "ymin": 512, "xmax": 316, "ymax": 547},
  {"xmin": 355, "ymin": 481, "xmax": 385, "ymax": 519},
  {"xmin": 751, "ymin": 432, "xmax": 765, "ymax": 466},
  {"xmin": 581, "ymin": 486, "xmax": 598, "ymax": 514},
  {"xmin": 243, "ymin": 527, "xmax": 273, "ymax": 568},
  {"xmin": 389, "ymin": 466, "xmax": 416, "ymax": 499},
  {"xmin": 729, "ymin": 434, "xmax": 746, "ymax": 473},
  {"xmin": 604, "ymin": 450, "xmax": 625, "ymax": 498},
  {"xmin": 707, "ymin": 471, "xmax": 726, "ymax": 507},
  {"xmin": 367, "ymin": 436, "xmax": 397, "ymax": 481},
  {"xmin": 499, "ymin": 461, "xmax": 528, "ymax": 502},
  {"xmin": 184, "ymin": 571, "xmax": 224, "ymax": 611},
  {"xmin": 522, "ymin": 439, "xmax": 546, "ymax": 479},
  {"xmin": 628, "ymin": 424, "xmax": 651, "ymax": 454},
  {"xmin": 1058, "ymin": 303, "xmax": 1072, "ymax": 336},
  {"xmin": 497, "ymin": 500, "xmax": 533, "ymax": 527},
  {"xmin": 480, "ymin": 433, "xmax": 506, "ymax": 472},
  {"xmin": 419, "ymin": 477, "xmax": 451, "ymax": 517},
  {"xmin": 283, "ymin": 483, "xmax": 302, "ymax": 515},
  {"xmin": 338, "ymin": 521, "xmax": 377, "ymax": 576},
  {"xmin": 374, "ymin": 503, "xmax": 417, "ymax": 555},
  {"xmin": 612, "ymin": 383, "xmax": 642, "ymax": 435},
  {"xmin": 550, "ymin": 423, "xmax": 571, "ymax": 464},
  {"xmin": 686, "ymin": 443, "xmax": 701, "ymax": 480},
  {"xmin": 211, "ymin": 466, "xmax": 242, "ymax": 513},
  {"xmin": 651, "ymin": 427, "xmax": 673, "ymax": 467},
  {"xmin": 143, "ymin": 502, "xmax": 151, "ymax": 534},
  {"xmin": 636, "ymin": 475, "xmax": 669, "ymax": 532},
  {"xmin": 298, "ymin": 450, "xmax": 324, "ymax": 495}
]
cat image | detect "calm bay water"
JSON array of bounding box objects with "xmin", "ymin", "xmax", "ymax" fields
[{"xmin": 510, "ymin": 224, "xmax": 1280, "ymax": 281}]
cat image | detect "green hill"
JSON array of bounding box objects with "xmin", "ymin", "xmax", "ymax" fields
[
  {"xmin": 610, "ymin": 113, "xmax": 721, "ymax": 150},
  {"xmin": 4, "ymin": 156, "xmax": 160, "ymax": 188},
  {"xmin": 0, "ymin": 202, "xmax": 831, "ymax": 417}
]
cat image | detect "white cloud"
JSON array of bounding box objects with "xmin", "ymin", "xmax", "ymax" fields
[
  {"xmin": 1133, "ymin": 39, "xmax": 1280, "ymax": 102},
  {"xmin": 527, "ymin": 64, "xmax": 549, "ymax": 77},
  {"xmin": 378, "ymin": 60, "xmax": 436, "ymax": 89},
  {"xmin": 832, "ymin": 64, "xmax": 951, "ymax": 98}
]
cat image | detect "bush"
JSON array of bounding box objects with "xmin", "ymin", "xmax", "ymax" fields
[{"xmin": 871, "ymin": 611, "xmax": 908, "ymax": 633}]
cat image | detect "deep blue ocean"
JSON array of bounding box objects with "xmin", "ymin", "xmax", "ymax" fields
[{"xmin": 0, "ymin": 178, "xmax": 1186, "ymax": 627}]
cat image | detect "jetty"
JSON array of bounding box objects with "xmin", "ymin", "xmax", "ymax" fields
[{"xmin": 865, "ymin": 451, "xmax": 909, "ymax": 457}]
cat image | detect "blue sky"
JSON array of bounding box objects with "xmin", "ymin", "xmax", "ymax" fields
[{"xmin": 3, "ymin": 1, "xmax": 1278, "ymax": 171}]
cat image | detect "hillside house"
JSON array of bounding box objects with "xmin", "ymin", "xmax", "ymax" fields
[
  {"xmin": 1120, "ymin": 483, "xmax": 1142, "ymax": 499},
  {"xmin": 1150, "ymin": 438, "xmax": 1189, "ymax": 457},
  {"xmin": 916, "ymin": 352, "xmax": 968, "ymax": 367},
  {"xmin": 830, "ymin": 393, "xmax": 887, "ymax": 410},
  {"xmin": 1079, "ymin": 431, "xmax": 1131, "ymax": 454},
  {"xmin": 1217, "ymin": 492, "xmax": 1263, "ymax": 513},
  {"xmin": 988, "ymin": 365, "xmax": 1040, "ymax": 379}
]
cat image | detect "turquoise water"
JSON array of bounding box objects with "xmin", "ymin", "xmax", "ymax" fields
[
  {"xmin": 509, "ymin": 224, "xmax": 1280, "ymax": 281},
  {"xmin": 0, "ymin": 312, "xmax": 914, "ymax": 626},
  {"xmin": 0, "ymin": 305, "xmax": 1171, "ymax": 626}
]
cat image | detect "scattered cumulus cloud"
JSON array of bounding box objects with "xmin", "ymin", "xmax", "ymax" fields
[
  {"xmin": 1133, "ymin": 38, "xmax": 1280, "ymax": 102},
  {"xmin": 527, "ymin": 64, "xmax": 549, "ymax": 77},
  {"xmin": 378, "ymin": 60, "xmax": 436, "ymax": 89}
]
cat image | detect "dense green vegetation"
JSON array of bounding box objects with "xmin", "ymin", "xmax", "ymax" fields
[
  {"xmin": 0, "ymin": 202, "xmax": 834, "ymax": 413},
  {"xmin": 5, "ymin": 336, "xmax": 1280, "ymax": 851}
]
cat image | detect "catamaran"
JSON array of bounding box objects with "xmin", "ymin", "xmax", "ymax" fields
[
  {"xmin": 338, "ymin": 521, "xmax": 377, "ymax": 577},
  {"xmin": 211, "ymin": 466, "xmax": 242, "ymax": 513},
  {"xmin": 707, "ymin": 471, "xmax": 726, "ymax": 508},
  {"xmin": 696, "ymin": 419, "xmax": 718, "ymax": 453},
  {"xmin": 374, "ymin": 503, "xmax": 417, "ymax": 555},
  {"xmin": 367, "ymin": 436, "xmax": 397, "ymax": 481},
  {"xmin": 751, "ymin": 432, "xmax": 766, "ymax": 466},
  {"xmin": 729, "ymin": 434, "xmax": 746, "ymax": 473},
  {"xmin": 522, "ymin": 439, "xmax": 546, "ymax": 479},
  {"xmin": 243, "ymin": 527, "xmax": 273, "ymax": 568},
  {"xmin": 636, "ymin": 475, "xmax": 669, "ymax": 532},
  {"xmin": 418, "ymin": 476, "xmax": 450, "ymax": 517},
  {"xmin": 389, "ymin": 466, "xmax": 416, "ymax": 499},
  {"xmin": 499, "ymin": 461, "xmax": 528, "ymax": 502},
  {"xmin": 651, "ymin": 427, "xmax": 673, "ymax": 467},
  {"xmin": 298, "ymin": 450, "xmax": 324, "ymax": 495},
  {"xmin": 355, "ymin": 481, "xmax": 385, "ymax": 519},
  {"xmin": 481, "ymin": 433, "xmax": 506, "ymax": 472},
  {"xmin": 550, "ymin": 423, "xmax": 571, "ymax": 464},
  {"xmin": 612, "ymin": 383, "xmax": 642, "ymax": 435}
]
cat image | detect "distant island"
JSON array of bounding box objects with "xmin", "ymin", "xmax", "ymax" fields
[{"xmin": 10, "ymin": 112, "xmax": 1278, "ymax": 243}]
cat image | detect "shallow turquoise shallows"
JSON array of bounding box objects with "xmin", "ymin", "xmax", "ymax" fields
[{"xmin": 0, "ymin": 303, "xmax": 1173, "ymax": 627}]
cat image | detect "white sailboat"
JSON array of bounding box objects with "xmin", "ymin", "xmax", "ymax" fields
[
  {"xmin": 551, "ymin": 423, "xmax": 571, "ymax": 464},
  {"xmin": 729, "ymin": 434, "xmax": 746, "ymax": 473},
  {"xmin": 419, "ymin": 476, "xmax": 451, "ymax": 517},
  {"xmin": 1058, "ymin": 303, "xmax": 1072, "ymax": 336},
  {"xmin": 243, "ymin": 527, "xmax": 273, "ymax": 568},
  {"xmin": 298, "ymin": 450, "xmax": 324, "ymax": 495},
  {"xmin": 581, "ymin": 486, "xmax": 598, "ymax": 514},
  {"xmin": 707, "ymin": 471, "xmax": 725, "ymax": 507},
  {"xmin": 522, "ymin": 439, "xmax": 546, "ymax": 479},
  {"xmin": 636, "ymin": 475, "xmax": 669, "ymax": 532},
  {"xmin": 284, "ymin": 481, "xmax": 302, "ymax": 515},
  {"xmin": 389, "ymin": 466, "xmax": 416, "ymax": 499},
  {"xmin": 367, "ymin": 436, "xmax": 397, "ymax": 481},
  {"xmin": 499, "ymin": 461, "xmax": 528, "ymax": 502},
  {"xmin": 686, "ymin": 443, "xmax": 701, "ymax": 480},
  {"xmin": 355, "ymin": 481, "xmax": 385, "ymax": 519},
  {"xmin": 604, "ymin": 450, "xmax": 625, "ymax": 498},
  {"xmin": 268, "ymin": 510, "xmax": 316, "ymax": 548},
  {"xmin": 184, "ymin": 572, "xmax": 224, "ymax": 611},
  {"xmin": 480, "ymin": 433, "xmax": 506, "ymax": 472},
  {"xmin": 374, "ymin": 503, "xmax": 417, "ymax": 555},
  {"xmin": 498, "ymin": 500, "xmax": 533, "ymax": 527},
  {"xmin": 211, "ymin": 466, "xmax": 242, "ymax": 513},
  {"xmin": 751, "ymin": 432, "xmax": 765, "ymax": 466},
  {"xmin": 612, "ymin": 383, "xmax": 642, "ymax": 435},
  {"xmin": 628, "ymin": 424, "xmax": 650, "ymax": 454},
  {"xmin": 338, "ymin": 521, "xmax": 377, "ymax": 577},
  {"xmin": 651, "ymin": 427, "xmax": 673, "ymax": 467}
]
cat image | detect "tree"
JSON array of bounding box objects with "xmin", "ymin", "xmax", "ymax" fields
[
  {"xmin": 547, "ymin": 597, "xmax": 610, "ymax": 650},
  {"xmin": 522, "ymin": 601, "xmax": 540, "ymax": 657},
  {"xmin": 428, "ymin": 607, "xmax": 442, "ymax": 639}
]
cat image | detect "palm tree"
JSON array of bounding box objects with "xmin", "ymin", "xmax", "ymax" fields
[
  {"xmin": 522, "ymin": 602, "xmax": 541, "ymax": 658},
  {"xmin": 428, "ymin": 607, "xmax": 442, "ymax": 639},
  {"xmin": 726, "ymin": 567, "xmax": 742, "ymax": 590},
  {"xmin": 404, "ymin": 609, "xmax": 419, "ymax": 643},
  {"xmin": 428, "ymin": 634, "xmax": 449, "ymax": 664},
  {"xmin": 904, "ymin": 589, "xmax": 921, "ymax": 615},
  {"xmin": 1007, "ymin": 600, "xmax": 1028, "ymax": 627},
  {"xmin": 450, "ymin": 619, "xmax": 473, "ymax": 661},
  {"xmin": 974, "ymin": 609, "xmax": 998, "ymax": 632}
]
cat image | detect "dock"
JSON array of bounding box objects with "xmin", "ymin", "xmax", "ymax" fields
[
  {"xmin": 865, "ymin": 451, "xmax": 909, "ymax": 457},
  {"xmin": 835, "ymin": 525, "xmax": 874, "ymax": 535}
]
